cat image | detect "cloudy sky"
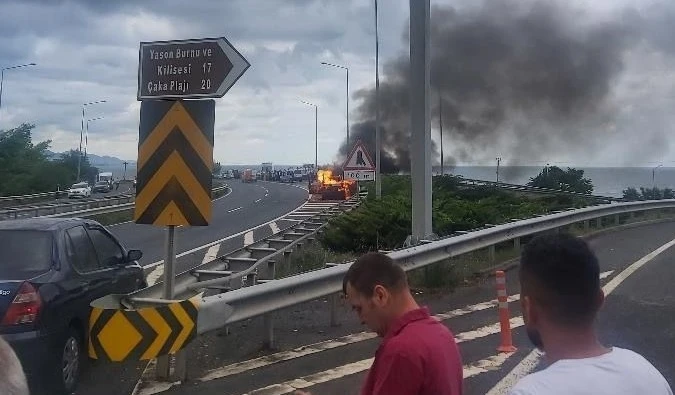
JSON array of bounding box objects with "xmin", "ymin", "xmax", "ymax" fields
[{"xmin": 1, "ymin": 0, "xmax": 674, "ymax": 168}]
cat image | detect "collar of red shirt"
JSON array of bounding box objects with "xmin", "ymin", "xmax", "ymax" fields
[{"xmin": 383, "ymin": 307, "xmax": 431, "ymax": 341}]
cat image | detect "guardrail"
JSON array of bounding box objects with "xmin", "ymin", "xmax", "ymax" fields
[
  {"xmin": 124, "ymin": 192, "xmax": 364, "ymax": 304},
  {"xmin": 89, "ymin": 195, "xmax": 675, "ymax": 375},
  {"xmin": 191, "ymin": 198, "xmax": 675, "ymax": 334},
  {"xmin": 0, "ymin": 185, "xmax": 230, "ymax": 221},
  {"xmin": 0, "ymin": 190, "xmax": 65, "ymax": 207},
  {"xmin": 457, "ymin": 177, "xmax": 620, "ymax": 202}
]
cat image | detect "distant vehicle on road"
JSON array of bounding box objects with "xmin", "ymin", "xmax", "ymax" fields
[
  {"xmin": 0, "ymin": 218, "xmax": 145, "ymax": 394},
  {"xmin": 96, "ymin": 172, "xmax": 113, "ymax": 187},
  {"xmin": 92, "ymin": 181, "xmax": 111, "ymax": 193},
  {"xmin": 242, "ymin": 169, "xmax": 257, "ymax": 183},
  {"xmin": 67, "ymin": 182, "xmax": 91, "ymax": 199}
]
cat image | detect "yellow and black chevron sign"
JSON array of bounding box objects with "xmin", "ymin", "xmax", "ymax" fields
[
  {"xmin": 135, "ymin": 100, "xmax": 215, "ymax": 226},
  {"xmin": 88, "ymin": 298, "xmax": 199, "ymax": 362}
]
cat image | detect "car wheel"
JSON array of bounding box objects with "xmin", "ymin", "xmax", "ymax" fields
[{"xmin": 52, "ymin": 326, "xmax": 82, "ymax": 395}]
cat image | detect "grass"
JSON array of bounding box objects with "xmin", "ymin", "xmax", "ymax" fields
[
  {"xmin": 274, "ymin": 242, "xmax": 357, "ymax": 279},
  {"xmin": 86, "ymin": 209, "xmax": 134, "ymax": 225}
]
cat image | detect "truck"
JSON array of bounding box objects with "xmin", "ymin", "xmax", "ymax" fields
[
  {"xmin": 242, "ymin": 169, "xmax": 257, "ymax": 183},
  {"xmin": 97, "ymin": 172, "xmax": 113, "ymax": 187}
]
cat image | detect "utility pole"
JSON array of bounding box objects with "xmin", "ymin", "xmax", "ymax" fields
[
  {"xmin": 496, "ymin": 157, "xmax": 501, "ymax": 182},
  {"xmin": 374, "ymin": 0, "xmax": 382, "ymax": 199},
  {"xmin": 409, "ymin": 0, "xmax": 432, "ymax": 241},
  {"xmin": 123, "ymin": 161, "xmax": 129, "ymax": 180}
]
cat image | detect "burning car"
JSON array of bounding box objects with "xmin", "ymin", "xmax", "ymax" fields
[{"xmin": 310, "ymin": 170, "xmax": 357, "ymax": 200}]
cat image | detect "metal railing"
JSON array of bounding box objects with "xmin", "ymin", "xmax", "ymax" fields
[
  {"xmin": 0, "ymin": 190, "xmax": 66, "ymax": 207},
  {"xmin": 192, "ymin": 198, "xmax": 675, "ymax": 335},
  {"xmin": 0, "ymin": 185, "xmax": 230, "ymax": 221},
  {"xmin": 457, "ymin": 177, "xmax": 620, "ymax": 202},
  {"xmin": 123, "ymin": 192, "xmax": 364, "ymax": 306}
]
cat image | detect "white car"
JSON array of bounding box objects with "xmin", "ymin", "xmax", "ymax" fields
[{"xmin": 68, "ymin": 182, "xmax": 92, "ymax": 198}]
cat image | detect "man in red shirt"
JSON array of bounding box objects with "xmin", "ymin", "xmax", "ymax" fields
[{"xmin": 296, "ymin": 252, "xmax": 463, "ymax": 395}]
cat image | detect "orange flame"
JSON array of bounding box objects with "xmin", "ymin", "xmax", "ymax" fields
[{"xmin": 317, "ymin": 169, "xmax": 341, "ymax": 185}]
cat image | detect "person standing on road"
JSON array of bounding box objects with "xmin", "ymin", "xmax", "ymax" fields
[
  {"xmin": 296, "ymin": 252, "xmax": 463, "ymax": 395},
  {"xmin": 510, "ymin": 233, "xmax": 673, "ymax": 395},
  {"xmin": 0, "ymin": 337, "xmax": 29, "ymax": 395}
]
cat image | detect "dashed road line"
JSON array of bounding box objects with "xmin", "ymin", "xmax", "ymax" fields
[
  {"xmin": 203, "ymin": 244, "xmax": 221, "ymax": 264},
  {"xmin": 270, "ymin": 222, "xmax": 280, "ymax": 233},
  {"xmin": 227, "ymin": 206, "xmax": 243, "ymax": 213}
]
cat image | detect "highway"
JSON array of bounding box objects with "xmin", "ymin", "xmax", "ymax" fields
[
  {"xmin": 119, "ymin": 220, "xmax": 675, "ymax": 395},
  {"xmin": 73, "ymin": 180, "xmax": 310, "ymax": 395}
]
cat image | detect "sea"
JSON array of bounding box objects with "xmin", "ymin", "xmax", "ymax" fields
[{"xmin": 95, "ymin": 162, "xmax": 675, "ymax": 199}]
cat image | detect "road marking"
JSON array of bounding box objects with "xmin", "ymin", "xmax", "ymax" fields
[
  {"xmin": 227, "ymin": 207, "xmax": 243, "ymax": 213},
  {"xmin": 255, "ymin": 198, "xmax": 261, "ymax": 203},
  {"xmin": 486, "ymin": 238, "xmax": 675, "ymax": 395},
  {"xmin": 240, "ymin": 352, "xmax": 515, "ymax": 395},
  {"xmin": 203, "ymin": 244, "xmax": 221, "ymax": 264},
  {"xmin": 213, "ymin": 186, "xmax": 233, "ymax": 202},
  {"xmin": 244, "ymin": 231, "xmax": 254, "ymax": 246},
  {"xmin": 270, "ymin": 222, "xmax": 280, "ymax": 233},
  {"xmin": 146, "ymin": 265, "xmax": 164, "ymax": 287}
]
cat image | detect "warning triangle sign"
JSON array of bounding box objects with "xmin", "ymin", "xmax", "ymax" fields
[{"xmin": 343, "ymin": 140, "xmax": 375, "ymax": 171}]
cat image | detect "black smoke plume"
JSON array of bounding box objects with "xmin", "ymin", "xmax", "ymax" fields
[{"xmin": 337, "ymin": 1, "xmax": 662, "ymax": 172}]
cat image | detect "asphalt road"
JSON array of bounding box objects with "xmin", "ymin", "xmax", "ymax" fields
[
  {"xmin": 71, "ymin": 180, "xmax": 309, "ymax": 395},
  {"xmin": 126, "ymin": 220, "xmax": 675, "ymax": 395}
]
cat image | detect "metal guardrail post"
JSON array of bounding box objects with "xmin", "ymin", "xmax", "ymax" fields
[
  {"xmin": 513, "ymin": 237, "xmax": 520, "ymax": 252},
  {"xmin": 584, "ymin": 220, "xmax": 590, "ymax": 230},
  {"xmin": 329, "ymin": 293, "xmax": 340, "ymax": 327},
  {"xmin": 488, "ymin": 245, "xmax": 496, "ymax": 262}
]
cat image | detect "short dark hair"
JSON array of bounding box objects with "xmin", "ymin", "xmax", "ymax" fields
[
  {"xmin": 520, "ymin": 233, "xmax": 601, "ymax": 327},
  {"xmin": 343, "ymin": 252, "xmax": 408, "ymax": 297}
]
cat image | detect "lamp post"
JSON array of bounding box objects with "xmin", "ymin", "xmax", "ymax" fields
[
  {"xmin": 320, "ymin": 62, "xmax": 349, "ymax": 145},
  {"xmin": 496, "ymin": 157, "xmax": 501, "ymax": 182},
  {"xmin": 85, "ymin": 116, "xmax": 104, "ymax": 160},
  {"xmin": 652, "ymin": 164, "xmax": 663, "ymax": 186},
  {"xmin": 0, "ymin": 62, "xmax": 36, "ymax": 120},
  {"xmin": 78, "ymin": 100, "xmax": 106, "ymax": 181},
  {"xmin": 300, "ymin": 100, "xmax": 318, "ymax": 170}
]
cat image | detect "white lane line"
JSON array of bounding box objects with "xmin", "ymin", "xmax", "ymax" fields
[
  {"xmin": 486, "ymin": 238, "xmax": 675, "ymax": 395},
  {"xmin": 228, "ymin": 207, "xmax": 243, "ymax": 213},
  {"xmin": 194, "ymin": 271, "xmax": 612, "ymax": 384},
  {"xmin": 270, "ymin": 222, "xmax": 280, "ymax": 234},
  {"xmin": 203, "ymin": 244, "xmax": 221, "ymax": 264},
  {"xmin": 244, "ymin": 231, "xmax": 254, "ymax": 246},
  {"xmin": 145, "ymin": 265, "xmax": 164, "ymax": 287},
  {"xmin": 241, "ymin": 352, "xmax": 515, "ymax": 395},
  {"xmin": 255, "ymin": 198, "xmax": 261, "ymax": 203},
  {"xmin": 213, "ymin": 186, "xmax": 233, "ymax": 202},
  {"xmin": 196, "ymin": 295, "xmax": 520, "ymax": 384}
]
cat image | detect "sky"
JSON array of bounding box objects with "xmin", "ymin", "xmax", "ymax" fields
[{"xmin": 1, "ymin": 0, "xmax": 674, "ymax": 168}]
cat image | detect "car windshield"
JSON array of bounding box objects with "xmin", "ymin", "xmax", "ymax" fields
[
  {"xmin": 71, "ymin": 183, "xmax": 88, "ymax": 189},
  {"xmin": 0, "ymin": 230, "xmax": 53, "ymax": 279}
]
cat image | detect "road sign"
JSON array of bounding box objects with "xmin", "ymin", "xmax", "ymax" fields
[
  {"xmin": 137, "ymin": 36, "xmax": 250, "ymax": 100},
  {"xmin": 345, "ymin": 170, "xmax": 375, "ymax": 181},
  {"xmin": 134, "ymin": 100, "xmax": 214, "ymax": 226},
  {"xmin": 88, "ymin": 298, "xmax": 199, "ymax": 362},
  {"xmin": 343, "ymin": 140, "xmax": 375, "ymax": 171}
]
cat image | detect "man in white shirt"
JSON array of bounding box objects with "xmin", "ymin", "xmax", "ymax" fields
[{"xmin": 509, "ymin": 233, "xmax": 672, "ymax": 395}]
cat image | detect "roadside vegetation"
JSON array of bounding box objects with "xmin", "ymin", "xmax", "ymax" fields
[
  {"xmin": 622, "ymin": 186, "xmax": 675, "ymax": 201},
  {"xmin": 0, "ymin": 123, "xmax": 100, "ymax": 196}
]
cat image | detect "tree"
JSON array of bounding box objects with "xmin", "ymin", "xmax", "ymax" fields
[
  {"xmin": 58, "ymin": 150, "xmax": 99, "ymax": 185},
  {"xmin": 212, "ymin": 162, "xmax": 222, "ymax": 176},
  {"xmin": 622, "ymin": 187, "xmax": 641, "ymax": 201},
  {"xmin": 527, "ymin": 166, "xmax": 593, "ymax": 194}
]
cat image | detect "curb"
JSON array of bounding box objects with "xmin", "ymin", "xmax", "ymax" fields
[{"xmin": 474, "ymin": 216, "xmax": 675, "ymax": 277}]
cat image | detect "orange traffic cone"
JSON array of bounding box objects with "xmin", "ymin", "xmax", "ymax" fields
[{"xmin": 496, "ymin": 270, "xmax": 517, "ymax": 353}]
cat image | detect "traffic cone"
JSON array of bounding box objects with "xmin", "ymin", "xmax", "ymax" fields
[{"xmin": 496, "ymin": 270, "xmax": 517, "ymax": 353}]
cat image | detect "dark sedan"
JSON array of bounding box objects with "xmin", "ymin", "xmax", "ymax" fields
[
  {"xmin": 92, "ymin": 181, "xmax": 111, "ymax": 193},
  {"xmin": 0, "ymin": 218, "xmax": 146, "ymax": 394}
]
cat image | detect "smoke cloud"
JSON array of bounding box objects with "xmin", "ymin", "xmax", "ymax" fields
[{"xmin": 338, "ymin": 1, "xmax": 670, "ymax": 173}]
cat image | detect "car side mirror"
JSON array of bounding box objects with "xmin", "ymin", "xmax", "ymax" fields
[{"xmin": 126, "ymin": 249, "xmax": 143, "ymax": 262}]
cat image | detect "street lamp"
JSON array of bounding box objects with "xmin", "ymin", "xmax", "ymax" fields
[
  {"xmin": 78, "ymin": 100, "xmax": 106, "ymax": 181},
  {"xmin": 300, "ymin": 100, "xmax": 318, "ymax": 170},
  {"xmin": 496, "ymin": 157, "xmax": 502, "ymax": 183},
  {"xmin": 374, "ymin": 0, "xmax": 381, "ymax": 199},
  {"xmin": 85, "ymin": 116, "xmax": 105, "ymax": 159},
  {"xmin": 0, "ymin": 62, "xmax": 36, "ymax": 119},
  {"xmin": 652, "ymin": 164, "xmax": 663, "ymax": 186},
  {"xmin": 320, "ymin": 62, "xmax": 349, "ymax": 144}
]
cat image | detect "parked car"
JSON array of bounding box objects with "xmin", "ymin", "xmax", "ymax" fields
[
  {"xmin": 67, "ymin": 182, "xmax": 91, "ymax": 199},
  {"xmin": 0, "ymin": 218, "xmax": 146, "ymax": 394},
  {"xmin": 92, "ymin": 180, "xmax": 111, "ymax": 193}
]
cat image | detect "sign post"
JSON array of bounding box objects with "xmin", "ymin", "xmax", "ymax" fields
[
  {"xmin": 136, "ymin": 36, "xmax": 249, "ymax": 381},
  {"xmin": 343, "ymin": 140, "xmax": 376, "ymax": 196}
]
